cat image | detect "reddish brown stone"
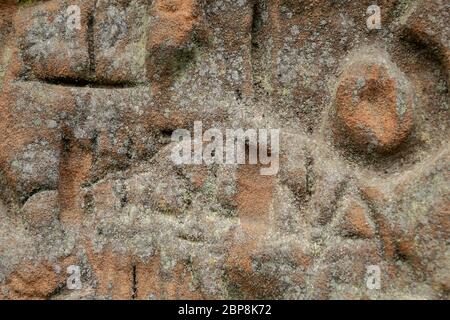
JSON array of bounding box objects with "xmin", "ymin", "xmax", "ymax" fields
[
  {"xmin": 333, "ymin": 60, "xmax": 415, "ymax": 154},
  {"xmin": 0, "ymin": 0, "xmax": 448, "ymax": 301},
  {"xmin": 335, "ymin": 201, "xmax": 375, "ymax": 239}
]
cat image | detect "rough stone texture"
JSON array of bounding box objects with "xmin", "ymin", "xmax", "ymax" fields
[{"xmin": 0, "ymin": 0, "xmax": 448, "ymax": 300}]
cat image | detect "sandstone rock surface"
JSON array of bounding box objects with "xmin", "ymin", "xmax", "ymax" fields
[{"xmin": 0, "ymin": 0, "xmax": 448, "ymax": 300}]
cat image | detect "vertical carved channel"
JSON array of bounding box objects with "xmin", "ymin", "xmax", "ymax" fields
[{"xmin": 250, "ymin": 0, "xmax": 281, "ymax": 99}]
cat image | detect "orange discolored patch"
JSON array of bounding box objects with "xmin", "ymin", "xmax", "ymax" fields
[
  {"xmin": 13, "ymin": 0, "xmax": 92, "ymax": 81},
  {"xmin": 86, "ymin": 243, "xmax": 207, "ymax": 300},
  {"xmin": 135, "ymin": 256, "xmax": 207, "ymax": 300},
  {"xmin": 86, "ymin": 245, "xmax": 134, "ymax": 299},
  {"xmin": 58, "ymin": 141, "xmax": 93, "ymax": 227},
  {"xmin": 337, "ymin": 202, "xmax": 375, "ymax": 239},
  {"xmin": 152, "ymin": 0, "xmax": 199, "ymax": 45},
  {"xmin": 0, "ymin": 256, "xmax": 77, "ymax": 300},
  {"xmin": 333, "ymin": 62, "xmax": 414, "ymax": 154},
  {"xmin": 0, "ymin": 1, "xmax": 17, "ymax": 52},
  {"xmin": 224, "ymin": 164, "xmax": 284, "ymax": 299},
  {"xmin": 146, "ymin": 0, "xmax": 209, "ymax": 89}
]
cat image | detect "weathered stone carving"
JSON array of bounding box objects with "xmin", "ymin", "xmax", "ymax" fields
[{"xmin": 0, "ymin": 0, "xmax": 448, "ymax": 300}]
